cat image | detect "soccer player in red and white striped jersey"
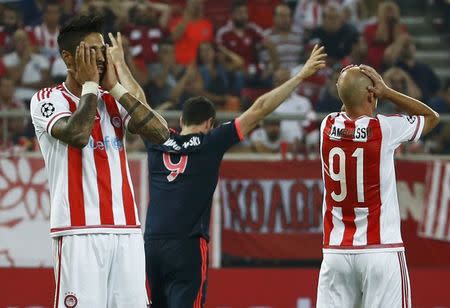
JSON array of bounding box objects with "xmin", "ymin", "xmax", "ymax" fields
[
  {"xmin": 30, "ymin": 15, "xmax": 168, "ymax": 307},
  {"xmin": 317, "ymin": 65, "xmax": 440, "ymax": 308}
]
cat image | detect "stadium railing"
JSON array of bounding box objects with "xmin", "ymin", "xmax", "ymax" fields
[{"xmin": 1, "ymin": 110, "xmax": 450, "ymax": 146}]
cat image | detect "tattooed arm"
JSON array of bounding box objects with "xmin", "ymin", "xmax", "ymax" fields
[
  {"xmin": 108, "ymin": 33, "xmax": 148, "ymax": 106},
  {"xmin": 104, "ymin": 42, "xmax": 169, "ymax": 144},
  {"xmin": 52, "ymin": 42, "xmax": 99, "ymax": 148}
]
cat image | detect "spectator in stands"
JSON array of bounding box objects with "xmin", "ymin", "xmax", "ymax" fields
[
  {"xmin": 174, "ymin": 64, "xmax": 204, "ymax": 108},
  {"xmin": 123, "ymin": 2, "xmax": 171, "ymax": 65},
  {"xmin": 263, "ymin": 3, "xmax": 303, "ymax": 68},
  {"xmin": 216, "ymin": 0, "xmax": 279, "ymax": 88},
  {"xmin": 196, "ymin": 42, "xmax": 239, "ymax": 109},
  {"xmin": 430, "ymin": 80, "xmax": 450, "ymax": 114},
  {"xmin": 169, "ymin": 0, "xmax": 213, "ymax": 65},
  {"xmin": 342, "ymin": 0, "xmax": 383, "ymax": 31},
  {"xmin": 291, "ymin": 55, "xmax": 333, "ymax": 105},
  {"xmin": 250, "ymin": 119, "xmax": 283, "ymax": 153},
  {"xmin": 343, "ymin": 34, "xmax": 368, "ymax": 66},
  {"xmin": 3, "ymin": 29, "xmax": 51, "ymax": 102},
  {"xmin": 0, "ymin": 76, "xmax": 26, "ymax": 147},
  {"xmin": 429, "ymin": 80, "xmax": 450, "ymax": 153},
  {"xmin": 316, "ymin": 69, "xmax": 342, "ymax": 113},
  {"xmin": 0, "ymin": 6, "xmax": 37, "ymax": 55},
  {"xmin": 20, "ymin": 0, "xmax": 43, "ymax": 26},
  {"xmin": 363, "ymin": 1, "xmax": 408, "ymax": 70},
  {"xmin": 308, "ymin": 3, "xmax": 359, "ymax": 63},
  {"xmin": 216, "ymin": 44, "xmax": 245, "ymax": 95},
  {"xmin": 292, "ymin": 0, "xmax": 328, "ymax": 35},
  {"xmin": 393, "ymin": 36, "xmax": 440, "ymax": 103},
  {"xmin": 147, "ymin": 40, "xmax": 185, "ymax": 110},
  {"xmin": 378, "ymin": 67, "xmax": 422, "ymax": 114},
  {"xmin": 247, "ymin": 0, "xmax": 281, "ymax": 29},
  {"xmin": 33, "ymin": 0, "xmax": 61, "ymax": 64},
  {"xmin": 272, "ymin": 68, "xmax": 318, "ymax": 153}
]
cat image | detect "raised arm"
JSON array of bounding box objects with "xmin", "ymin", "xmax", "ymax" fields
[
  {"xmin": 237, "ymin": 45, "xmax": 326, "ymax": 136},
  {"xmin": 360, "ymin": 64, "xmax": 440, "ymax": 135},
  {"xmin": 52, "ymin": 42, "xmax": 99, "ymax": 148},
  {"xmin": 108, "ymin": 33, "xmax": 147, "ymax": 105},
  {"xmin": 107, "ymin": 33, "xmax": 169, "ymax": 143}
]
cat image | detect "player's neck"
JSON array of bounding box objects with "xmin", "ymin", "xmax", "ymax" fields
[
  {"xmin": 344, "ymin": 108, "xmax": 373, "ymax": 119},
  {"xmin": 64, "ymin": 75, "xmax": 82, "ymax": 98},
  {"xmin": 180, "ymin": 125, "xmax": 207, "ymax": 135}
]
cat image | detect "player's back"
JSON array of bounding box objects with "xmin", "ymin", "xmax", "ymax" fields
[
  {"xmin": 145, "ymin": 120, "xmax": 242, "ymax": 240},
  {"xmin": 320, "ymin": 112, "xmax": 424, "ymax": 253}
]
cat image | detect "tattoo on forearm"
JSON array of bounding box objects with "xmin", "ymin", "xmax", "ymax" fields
[
  {"xmin": 127, "ymin": 101, "xmax": 141, "ymax": 115},
  {"xmin": 51, "ymin": 93, "xmax": 98, "ymax": 148},
  {"xmin": 118, "ymin": 93, "xmax": 169, "ymax": 144},
  {"xmin": 133, "ymin": 112, "xmax": 156, "ymax": 128}
]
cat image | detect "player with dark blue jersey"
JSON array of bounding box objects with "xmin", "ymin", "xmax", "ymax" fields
[{"xmin": 144, "ymin": 45, "xmax": 327, "ymax": 308}]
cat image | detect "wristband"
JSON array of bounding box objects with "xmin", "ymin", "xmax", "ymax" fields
[
  {"xmin": 81, "ymin": 81, "xmax": 99, "ymax": 96},
  {"xmin": 109, "ymin": 83, "xmax": 128, "ymax": 100}
]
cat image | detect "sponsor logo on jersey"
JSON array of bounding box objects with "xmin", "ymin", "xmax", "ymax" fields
[
  {"xmin": 406, "ymin": 116, "xmax": 416, "ymax": 124},
  {"xmin": 88, "ymin": 136, "xmax": 123, "ymax": 150}
]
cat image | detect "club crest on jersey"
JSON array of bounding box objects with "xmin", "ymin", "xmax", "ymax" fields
[
  {"xmin": 41, "ymin": 102, "xmax": 55, "ymax": 118},
  {"xmin": 110, "ymin": 115, "xmax": 122, "ymax": 128},
  {"xmin": 64, "ymin": 292, "xmax": 78, "ymax": 307}
]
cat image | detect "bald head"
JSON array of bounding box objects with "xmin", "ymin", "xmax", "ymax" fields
[{"xmin": 336, "ymin": 67, "xmax": 373, "ymax": 108}]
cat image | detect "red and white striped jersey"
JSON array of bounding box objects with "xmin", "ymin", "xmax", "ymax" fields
[
  {"xmin": 320, "ymin": 112, "xmax": 424, "ymax": 253},
  {"xmin": 30, "ymin": 83, "xmax": 140, "ymax": 237},
  {"xmin": 33, "ymin": 24, "xmax": 59, "ymax": 62}
]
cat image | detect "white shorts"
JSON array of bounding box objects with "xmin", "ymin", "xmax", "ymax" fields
[
  {"xmin": 316, "ymin": 251, "xmax": 411, "ymax": 308},
  {"xmin": 52, "ymin": 233, "xmax": 148, "ymax": 308}
]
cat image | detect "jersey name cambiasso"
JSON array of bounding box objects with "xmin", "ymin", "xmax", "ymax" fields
[{"xmin": 320, "ymin": 112, "xmax": 424, "ymax": 253}]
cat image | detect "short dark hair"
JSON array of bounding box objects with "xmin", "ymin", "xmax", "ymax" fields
[
  {"xmin": 231, "ymin": 0, "xmax": 247, "ymax": 12},
  {"xmin": 181, "ymin": 96, "xmax": 216, "ymax": 126},
  {"xmin": 57, "ymin": 14, "xmax": 103, "ymax": 55},
  {"xmin": 44, "ymin": 0, "xmax": 60, "ymax": 12}
]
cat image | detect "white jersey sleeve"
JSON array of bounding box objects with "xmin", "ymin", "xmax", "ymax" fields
[
  {"xmin": 30, "ymin": 89, "xmax": 72, "ymax": 139},
  {"xmin": 378, "ymin": 114, "xmax": 425, "ymax": 147},
  {"xmin": 118, "ymin": 103, "xmax": 131, "ymax": 129}
]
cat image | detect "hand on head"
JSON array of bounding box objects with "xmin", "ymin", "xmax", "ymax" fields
[
  {"xmin": 108, "ymin": 32, "xmax": 125, "ymax": 65},
  {"xmin": 67, "ymin": 41, "xmax": 100, "ymax": 85},
  {"xmin": 359, "ymin": 64, "xmax": 389, "ymax": 99},
  {"xmin": 101, "ymin": 45, "xmax": 119, "ymax": 90}
]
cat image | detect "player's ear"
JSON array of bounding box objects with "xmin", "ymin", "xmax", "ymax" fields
[
  {"xmin": 207, "ymin": 117, "xmax": 214, "ymax": 129},
  {"xmin": 179, "ymin": 116, "xmax": 183, "ymax": 128},
  {"xmin": 61, "ymin": 50, "xmax": 74, "ymax": 69}
]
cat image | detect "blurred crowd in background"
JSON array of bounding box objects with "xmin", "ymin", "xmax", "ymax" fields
[{"xmin": 0, "ymin": 0, "xmax": 449, "ymax": 155}]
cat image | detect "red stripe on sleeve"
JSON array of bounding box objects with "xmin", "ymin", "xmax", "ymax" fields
[
  {"xmin": 234, "ymin": 118, "xmax": 244, "ymax": 141},
  {"xmin": 91, "ymin": 111, "xmax": 114, "ymax": 225},
  {"xmin": 63, "ymin": 93, "xmax": 86, "ymax": 226},
  {"xmin": 54, "ymin": 237, "xmax": 63, "ymax": 308},
  {"xmin": 103, "ymin": 94, "xmax": 136, "ymax": 225},
  {"xmin": 410, "ymin": 116, "xmax": 421, "ymax": 141}
]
